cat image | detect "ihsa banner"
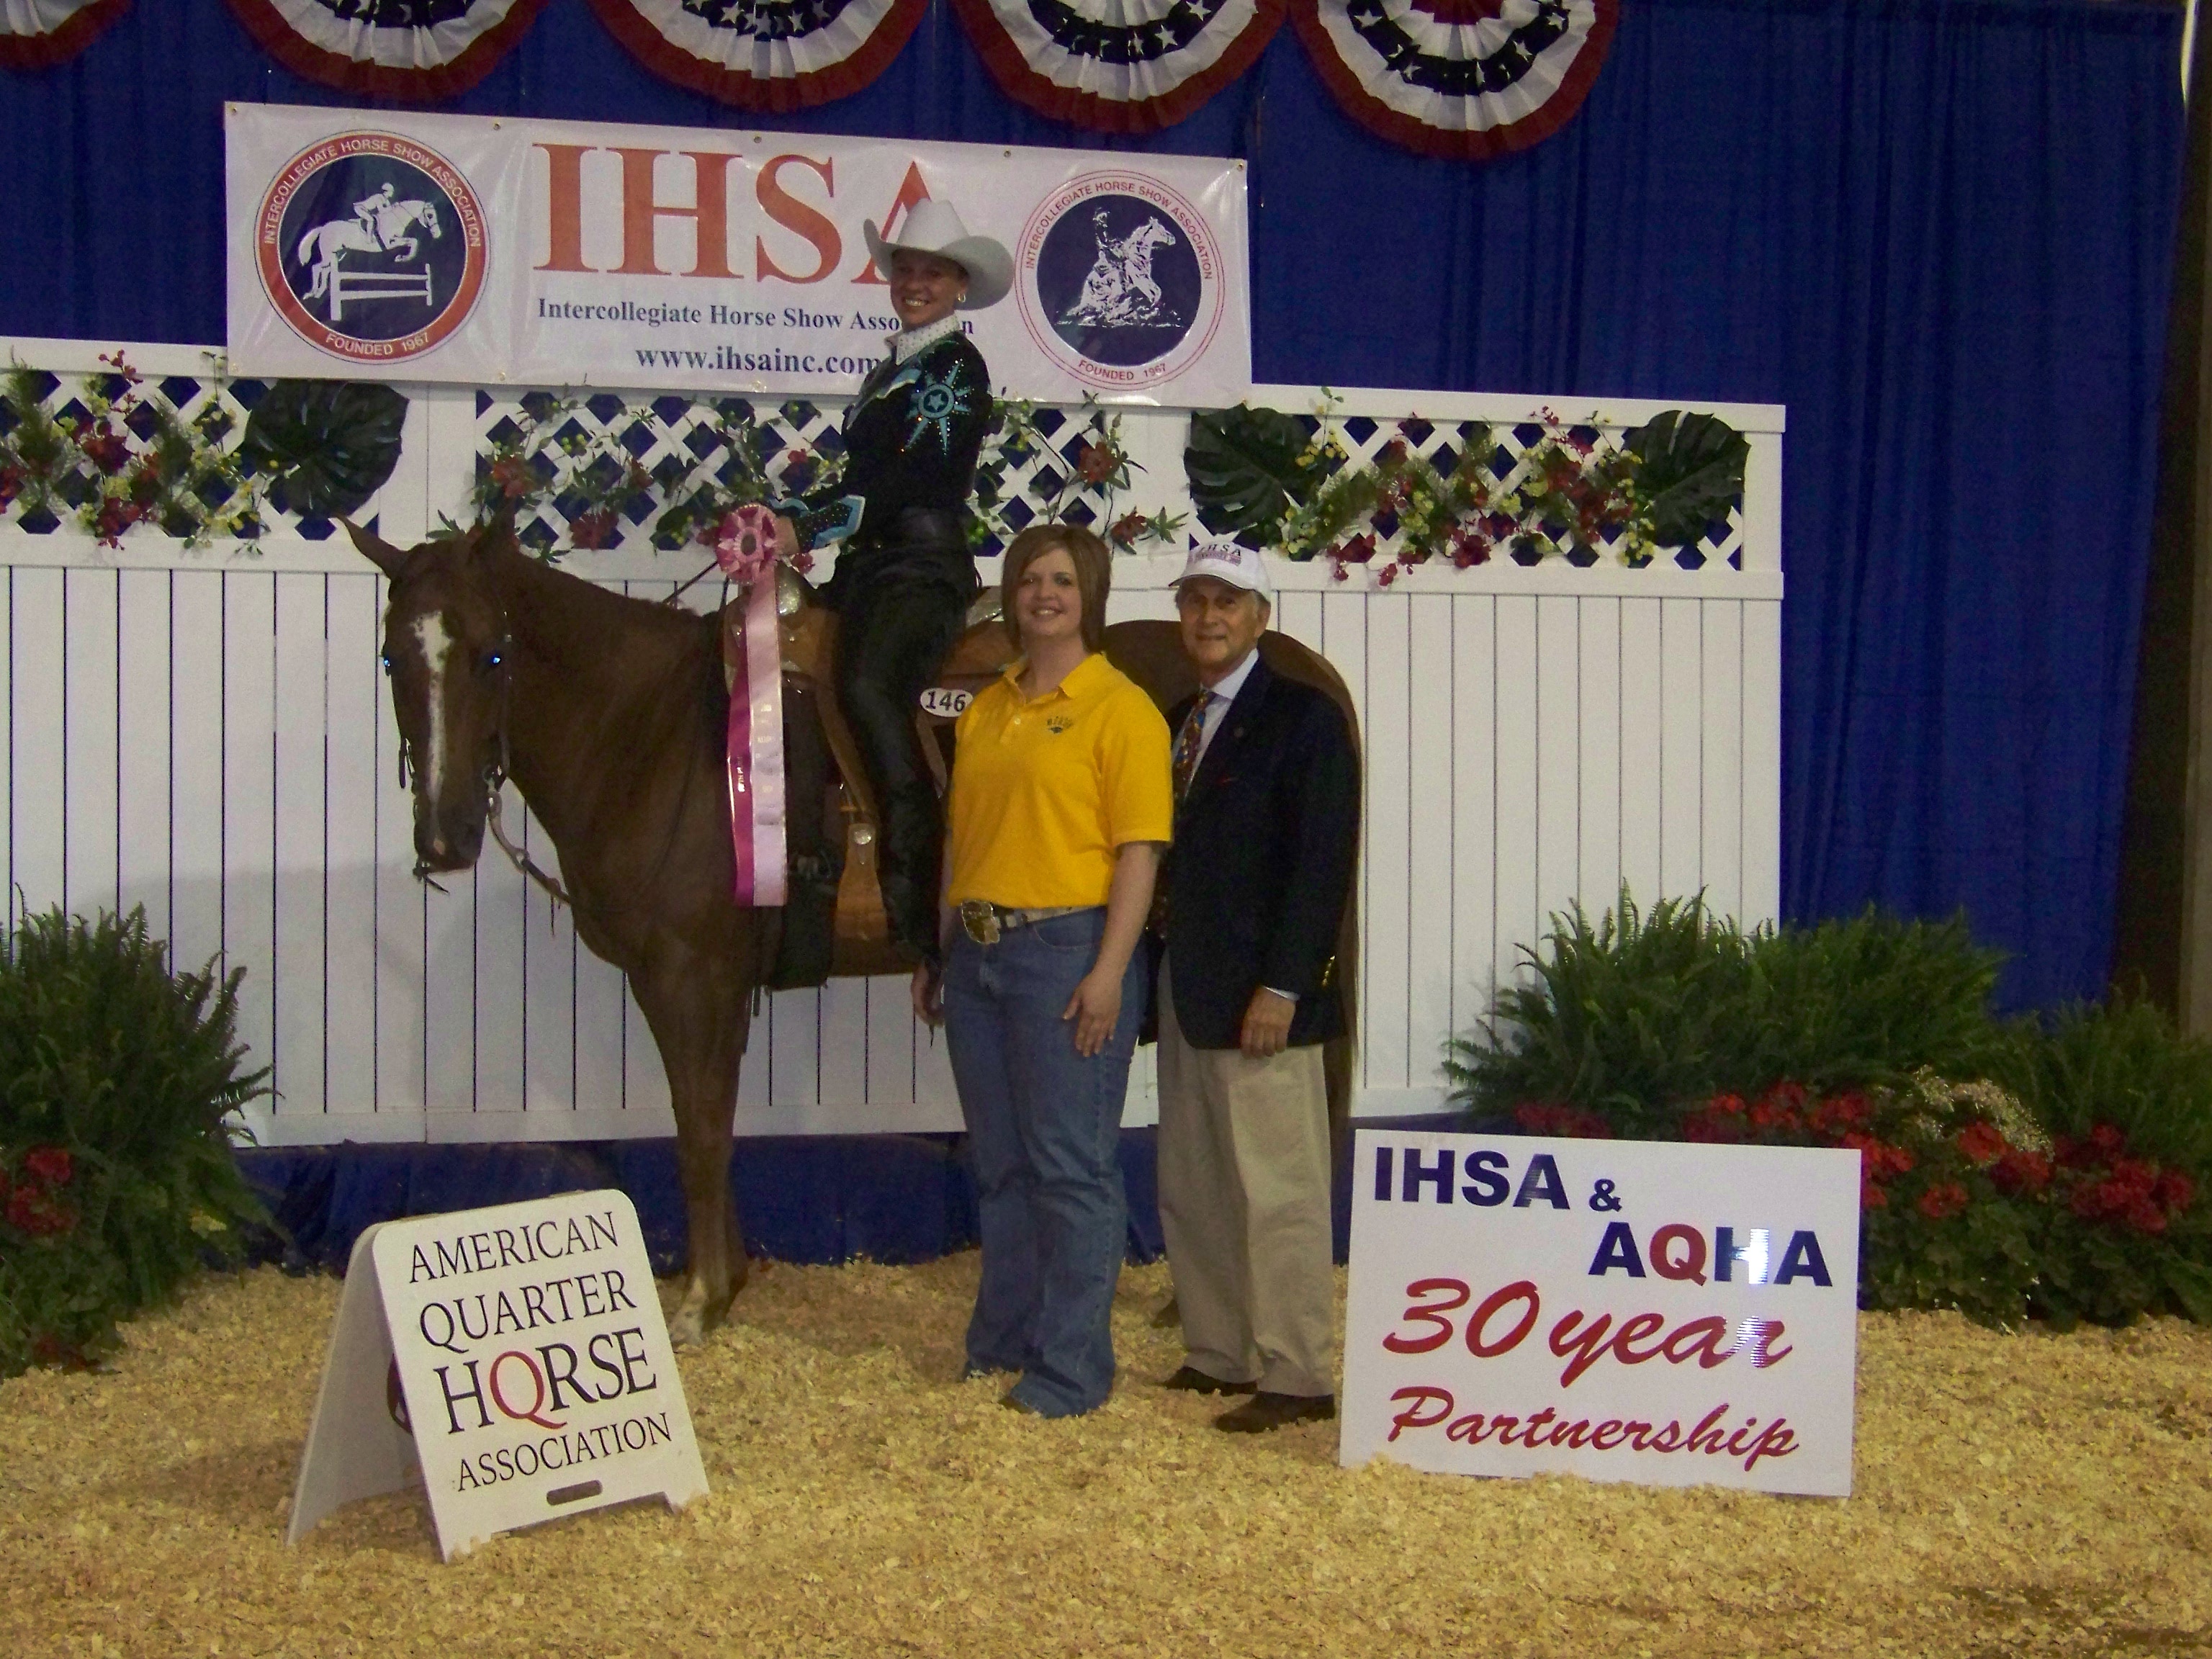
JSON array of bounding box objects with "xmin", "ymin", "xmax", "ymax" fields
[{"xmin": 225, "ymin": 104, "xmax": 1251, "ymax": 407}]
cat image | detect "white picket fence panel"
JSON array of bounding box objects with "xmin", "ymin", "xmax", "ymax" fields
[{"xmin": 0, "ymin": 340, "xmax": 1784, "ymax": 1143}]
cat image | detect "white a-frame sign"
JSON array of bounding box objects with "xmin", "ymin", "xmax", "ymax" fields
[{"xmin": 287, "ymin": 1190, "xmax": 709, "ymax": 1560}]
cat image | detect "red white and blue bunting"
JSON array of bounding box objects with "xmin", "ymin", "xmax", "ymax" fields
[
  {"xmin": 1291, "ymin": 0, "xmax": 1618, "ymax": 161},
  {"xmin": 949, "ymin": 0, "xmax": 1284, "ymax": 132},
  {"xmin": 585, "ymin": 0, "xmax": 929, "ymax": 112},
  {"xmin": 0, "ymin": 0, "xmax": 131, "ymax": 70},
  {"xmin": 219, "ymin": 0, "xmax": 552, "ymax": 101}
]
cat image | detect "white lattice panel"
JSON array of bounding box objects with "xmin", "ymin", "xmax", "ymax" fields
[{"xmin": 0, "ymin": 339, "xmax": 1786, "ymax": 1141}]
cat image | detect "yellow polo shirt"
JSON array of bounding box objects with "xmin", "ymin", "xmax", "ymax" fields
[{"xmin": 947, "ymin": 652, "xmax": 1173, "ymax": 909}]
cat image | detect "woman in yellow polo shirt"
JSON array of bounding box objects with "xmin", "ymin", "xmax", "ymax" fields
[{"xmin": 912, "ymin": 523, "xmax": 1172, "ymax": 1418}]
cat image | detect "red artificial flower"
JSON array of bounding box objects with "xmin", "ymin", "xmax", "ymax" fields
[
  {"xmin": 1990, "ymin": 1149, "xmax": 2052, "ymax": 1196},
  {"xmin": 488, "ymin": 456, "xmax": 532, "ymax": 500},
  {"xmin": 1840, "ymin": 1131, "xmax": 1913, "ymax": 1180},
  {"xmin": 21, "ymin": 1145, "xmax": 71, "ymax": 1187},
  {"xmin": 2108, "ymin": 1157, "xmax": 2159, "ymax": 1198},
  {"xmin": 6, "ymin": 1184, "xmax": 75, "ymax": 1238},
  {"xmin": 1681, "ymin": 1107, "xmax": 1745, "ymax": 1146},
  {"xmin": 0, "ymin": 464, "xmax": 23, "ymax": 511},
  {"xmin": 1916, "ymin": 1182, "xmax": 1969, "ymax": 1221},
  {"xmin": 1076, "ymin": 442, "xmax": 1118, "ymax": 485},
  {"xmin": 1379, "ymin": 437, "xmax": 1408, "ymax": 466},
  {"xmin": 2155, "ymin": 1170, "xmax": 2195, "ymax": 1214},
  {"xmin": 1811, "ymin": 1091, "xmax": 1873, "ymax": 1135},
  {"xmin": 1710, "ymin": 1093, "xmax": 1748, "ymax": 1117},
  {"xmin": 1447, "ymin": 525, "xmax": 1491, "ymax": 569},
  {"xmin": 567, "ymin": 508, "xmax": 618, "ymax": 552},
  {"xmin": 92, "ymin": 496, "xmax": 144, "ymax": 547},
  {"xmin": 1334, "ymin": 532, "xmax": 1378, "ymax": 565},
  {"xmin": 1110, "ymin": 511, "xmax": 1149, "ymax": 547},
  {"xmin": 1860, "ymin": 1176, "xmax": 1888, "ymax": 1211},
  {"xmin": 1748, "ymin": 1082, "xmax": 1806, "ymax": 1134},
  {"xmin": 2126, "ymin": 1199, "xmax": 2169, "ymax": 1235},
  {"xmin": 1375, "ymin": 562, "xmax": 1401, "ymax": 588},
  {"xmin": 1954, "ymin": 1120, "xmax": 2009, "ymax": 1167},
  {"xmin": 1513, "ymin": 1102, "xmax": 1614, "ymax": 1141},
  {"xmin": 81, "ymin": 424, "xmax": 132, "ymax": 476}
]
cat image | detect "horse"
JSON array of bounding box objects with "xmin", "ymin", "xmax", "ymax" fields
[
  {"xmin": 297, "ymin": 199, "xmax": 442, "ymax": 305},
  {"xmin": 343, "ymin": 515, "xmax": 1359, "ymax": 1344}
]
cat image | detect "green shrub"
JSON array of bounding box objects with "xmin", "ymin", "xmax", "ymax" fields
[
  {"xmin": 1448, "ymin": 892, "xmax": 2004, "ymax": 1135},
  {"xmin": 0, "ymin": 906, "xmax": 269, "ymax": 1375},
  {"xmin": 1745, "ymin": 909, "xmax": 2006, "ymax": 1095},
  {"xmin": 1987, "ymin": 1001, "xmax": 2212, "ymax": 1327}
]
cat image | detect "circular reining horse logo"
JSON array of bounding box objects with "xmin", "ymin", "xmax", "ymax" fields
[
  {"xmin": 1017, "ymin": 176, "xmax": 1225, "ymax": 392},
  {"xmin": 256, "ymin": 132, "xmax": 487, "ymax": 365}
]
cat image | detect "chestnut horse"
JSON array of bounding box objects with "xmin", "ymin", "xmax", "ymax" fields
[{"xmin": 346, "ymin": 517, "xmax": 1358, "ymax": 1344}]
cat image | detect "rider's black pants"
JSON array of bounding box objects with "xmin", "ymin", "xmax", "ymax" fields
[{"xmin": 828, "ymin": 533, "xmax": 976, "ymax": 960}]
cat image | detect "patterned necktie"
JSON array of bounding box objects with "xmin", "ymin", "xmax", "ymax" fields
[{"xmin": 1173, "ymin": 691, "xmax": 1213, "ymax": 800}]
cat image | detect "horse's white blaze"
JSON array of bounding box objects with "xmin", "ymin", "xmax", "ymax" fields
[{"xmin": 412, "ymin": 613, "xmax": 457, "ymax": 819}]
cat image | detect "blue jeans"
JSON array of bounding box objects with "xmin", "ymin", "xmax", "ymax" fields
[{"xmin": 944, "ymin": 907, "xmax": 1141, "ymax": 1417}]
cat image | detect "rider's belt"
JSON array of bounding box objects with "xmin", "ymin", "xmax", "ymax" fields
[
  {"xmin": 854, "ymin": 507, "xmax": 971, "ymax": 557},
  {"xmin": 957, "ymin": 900, "xmax": 1083, "ymax": 946}
]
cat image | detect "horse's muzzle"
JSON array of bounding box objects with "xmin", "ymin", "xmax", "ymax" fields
[{"xmin": 414, "ymin": 814, "xmax": 485, "ymax": 874}]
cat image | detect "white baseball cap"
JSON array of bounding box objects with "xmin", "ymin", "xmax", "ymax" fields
[{"xmin": 1170, "ymin": 541, "xmax": 1274, "ymax": 603}]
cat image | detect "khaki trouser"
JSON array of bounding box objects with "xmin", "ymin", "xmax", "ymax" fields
[{"xmin": 1156, "ymin": 958, "xmax": 1336, "ymax": 1399}]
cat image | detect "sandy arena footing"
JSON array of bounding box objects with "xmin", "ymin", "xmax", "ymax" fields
[{"xmin": 1, "ymin": 1256, "xmax": 2208, "ymax": 1657}]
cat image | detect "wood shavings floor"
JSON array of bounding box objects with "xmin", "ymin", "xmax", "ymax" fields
[{"xmin": 2, "ymin": 1256, "xmax": 2208, "ymax": 1657}]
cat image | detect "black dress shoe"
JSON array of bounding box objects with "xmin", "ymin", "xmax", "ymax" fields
[
  {"xmin": 1214, "ymin": 1391, "xmax": 1336, "ymax": 1434},
  {"xmin": 1159, "ymin": 1364, "xmax": 1257, "ymax": 1395}
]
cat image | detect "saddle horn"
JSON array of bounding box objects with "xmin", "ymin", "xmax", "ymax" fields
[{"xmin": 341, "ymin": 517, "xmax": 412, "ymax": 580}]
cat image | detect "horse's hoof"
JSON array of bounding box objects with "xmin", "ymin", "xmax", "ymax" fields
[{"xmin": 667, "ymin": 1307, "xmax": 706, "ymax": 1349}]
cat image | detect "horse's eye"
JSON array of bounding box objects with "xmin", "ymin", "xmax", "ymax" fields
[
  {"xmin": 379, "ymin": 653, "xmax": 393, "ymax": 675},
  {"xmin": 485, "ymin": 649, "xmax": 503, "ymax": 670}
]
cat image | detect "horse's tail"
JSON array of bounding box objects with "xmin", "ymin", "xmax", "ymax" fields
[{"xmin": 295, "ymin": 225, "xmax": 320, "ymax": 266}]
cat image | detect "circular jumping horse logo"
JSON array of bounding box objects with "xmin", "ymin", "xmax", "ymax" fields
[
  {"xmin": 1017, "ymin": 175, "xmax": 1225, "ymax": 393},
  {"xmin": 256, "ymin": 132, "xmax": 487, "ymax": 365}
]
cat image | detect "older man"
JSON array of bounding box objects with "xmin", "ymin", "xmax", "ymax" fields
[{"xmin": 1152, "ymin": 543, "xmax": 1359, "ymax": 1433}]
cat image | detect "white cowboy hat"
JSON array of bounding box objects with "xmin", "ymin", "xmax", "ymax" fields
[{"xmin": 863, "ymin": 198, "xmax": 1014, "ymax": 311}]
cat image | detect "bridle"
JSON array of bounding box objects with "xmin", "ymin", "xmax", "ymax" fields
[{"xmin": 393, "ymin": 617, "xmax": 572, "ymax": 914}]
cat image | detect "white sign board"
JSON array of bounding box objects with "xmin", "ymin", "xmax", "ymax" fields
[
  {"xmin": 225, "ymin": 104, "xmax": 1251, "ymax": 407},
  {"xmin": 288, "ymin": 1190, "xmax": 708, "ymax": 1560},
  {"xmin": 1340, "ymin": 1131, "xmax": 1861, "ymax": 1497}
]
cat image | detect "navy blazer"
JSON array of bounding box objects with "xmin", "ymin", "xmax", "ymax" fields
[{"xmin": 1156, "ymin": 655, "xmax": 1360, "ymax": 1050}]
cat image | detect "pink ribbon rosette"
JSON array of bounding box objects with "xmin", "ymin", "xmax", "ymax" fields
[{"xmin": 715, "ymin": 503, "xmax": 790, "ymax": 908}]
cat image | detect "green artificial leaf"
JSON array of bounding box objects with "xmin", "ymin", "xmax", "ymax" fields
[
  {"xmin": 1622, "ymin": 410, "xmax": 1749, "ymax": 549},
  {"xmin": 239, "ymin": 380, "xmax": 408, "ymax": 518},
  {"xmin": 1184, "ymin": 405, "xmax": 1318, "ymax": 541}
]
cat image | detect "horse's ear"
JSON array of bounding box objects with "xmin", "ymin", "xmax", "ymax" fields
[
  {"xmin": 342, "ymin": 518, "xmax": 411, "ymax": 580},
  {"xmin": 472, "ymin": 502, "xmax": 520, "ymax": 560}
]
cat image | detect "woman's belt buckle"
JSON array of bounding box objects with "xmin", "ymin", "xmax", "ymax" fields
[{"xmin": 958, "ymin": 899, "xmax": 1002, "ymax": 946}]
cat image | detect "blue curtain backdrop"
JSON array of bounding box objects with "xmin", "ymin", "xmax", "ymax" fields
[{"xmin": 0, "ymin": 0, "xmax": 2185, "ymax": 1009}]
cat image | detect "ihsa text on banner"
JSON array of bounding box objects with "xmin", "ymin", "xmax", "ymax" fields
[{"xmin": 225, "ymin": 104, "xmax": 1251, "ymax": 408}]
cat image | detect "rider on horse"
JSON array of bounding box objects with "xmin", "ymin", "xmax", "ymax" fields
[{"xmin": 772, "ymin": 198, "xmax": 1013, "ymax": 967}]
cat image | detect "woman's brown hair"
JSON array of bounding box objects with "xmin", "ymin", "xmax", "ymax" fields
[{"xmin": 1000, "ymin": 523, "xmax": 1112, "ymax": 654}]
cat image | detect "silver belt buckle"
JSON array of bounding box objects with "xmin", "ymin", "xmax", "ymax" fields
[{"xmin": 958, "ymin": 899, "xmax": 1002, "ymax": 946}]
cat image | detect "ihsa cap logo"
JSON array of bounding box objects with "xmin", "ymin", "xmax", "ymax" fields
[
  {"xmin": 256, "ymin": 132, "xmax": 488, "ymax": 365},
  {"xmin": 1016, "ymin": 173, "xmax": 1225, "ymax": 393}
]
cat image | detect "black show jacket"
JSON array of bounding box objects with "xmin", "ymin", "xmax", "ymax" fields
[{"xmin": 1157, "ymin": 655, "xmax": 1360, "ymax": 1051}]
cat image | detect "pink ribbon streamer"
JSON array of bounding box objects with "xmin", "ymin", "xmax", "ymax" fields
[{"xmin": 716, "ymin": 505, "xmax": 788, "ymax": 908}]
